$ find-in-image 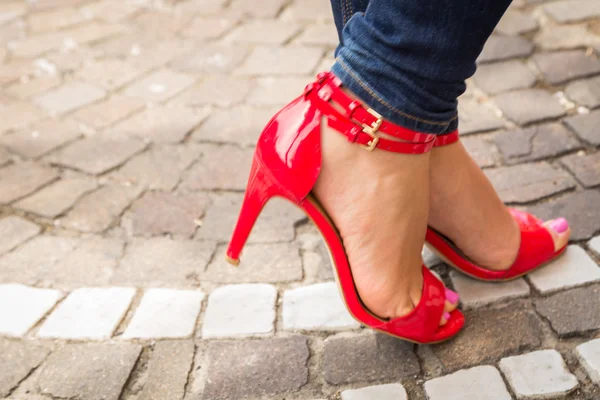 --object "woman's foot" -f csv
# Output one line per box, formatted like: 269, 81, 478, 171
313, 117, 458, 327
428, 141, 571, 271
